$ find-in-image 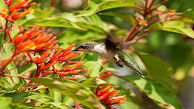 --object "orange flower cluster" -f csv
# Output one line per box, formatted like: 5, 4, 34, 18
28, 45, 86, 79
0, 0, 35, 22
100, 72, 113, 79
95, 86, 127, 109
13, 24, 58, 54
